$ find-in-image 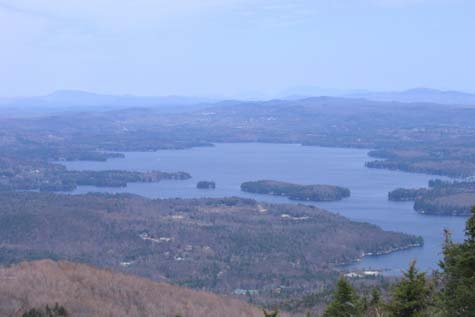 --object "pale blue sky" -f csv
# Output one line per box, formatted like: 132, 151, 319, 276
1, 0, 474, 97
